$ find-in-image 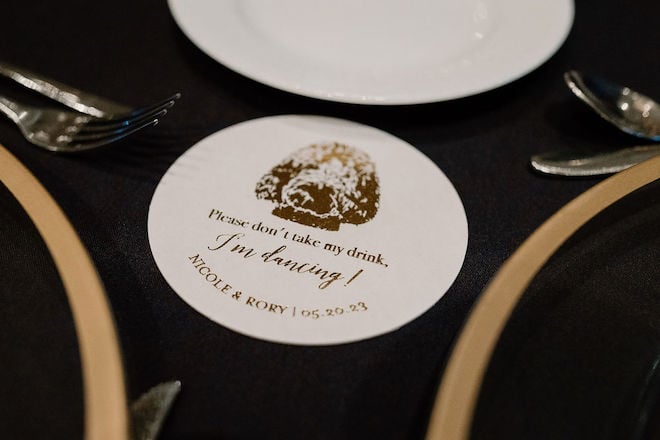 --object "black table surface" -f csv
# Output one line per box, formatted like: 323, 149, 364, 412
0, 1, 658, 439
